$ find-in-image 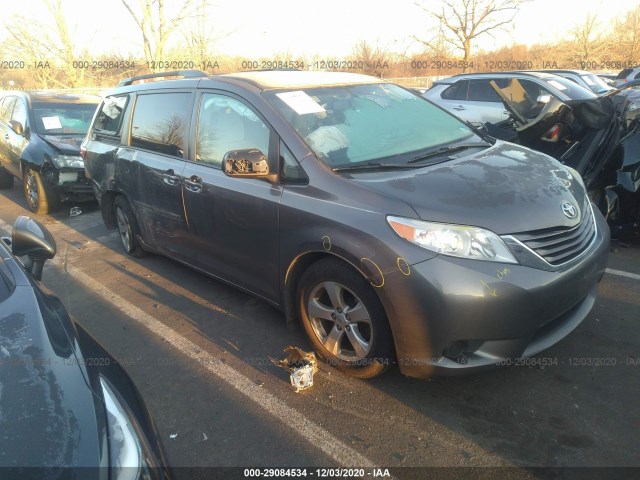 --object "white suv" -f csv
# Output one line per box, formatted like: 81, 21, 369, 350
423, 72, 597, 125
615, 67, 640, 86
